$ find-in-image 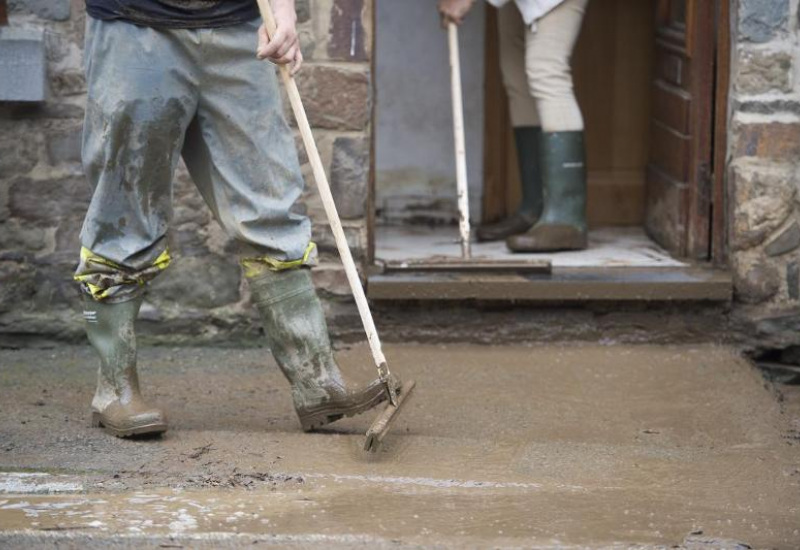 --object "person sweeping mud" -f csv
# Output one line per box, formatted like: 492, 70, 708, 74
439, 0, 590, 252
75, 0, 394, 438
